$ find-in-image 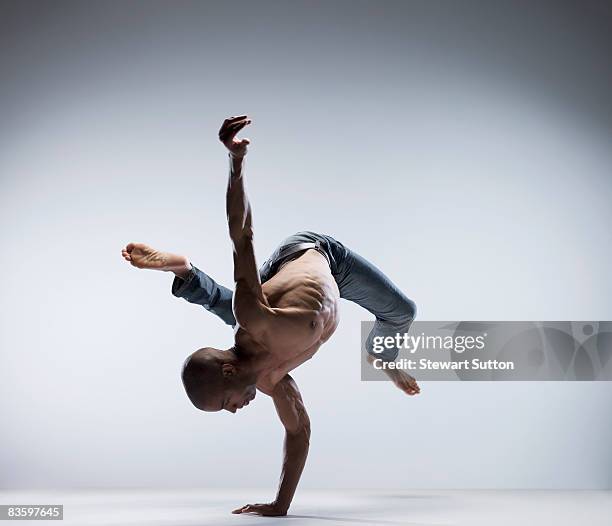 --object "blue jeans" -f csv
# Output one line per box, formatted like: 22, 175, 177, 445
172, 231, 416, 361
